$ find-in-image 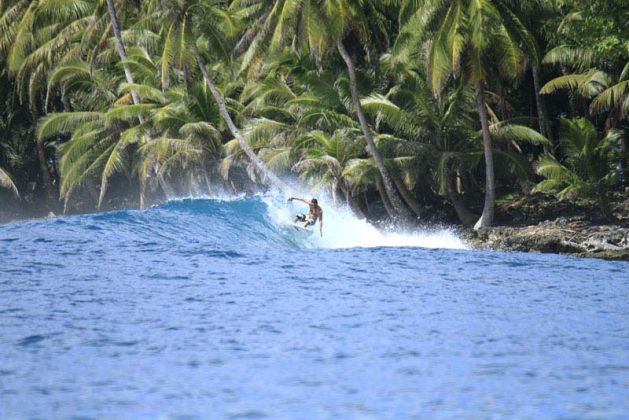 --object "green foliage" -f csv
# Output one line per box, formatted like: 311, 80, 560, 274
551, 0, 629, 66
533, 118, 621, 212
0, 0, 626, 222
